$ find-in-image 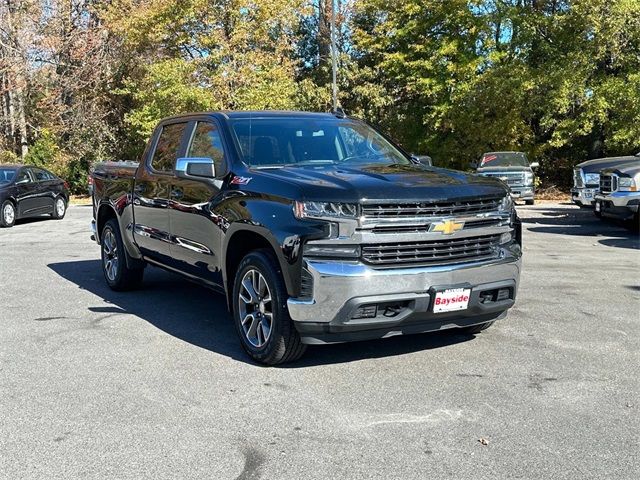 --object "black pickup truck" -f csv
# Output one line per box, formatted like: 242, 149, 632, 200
91, 111, 522, 364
